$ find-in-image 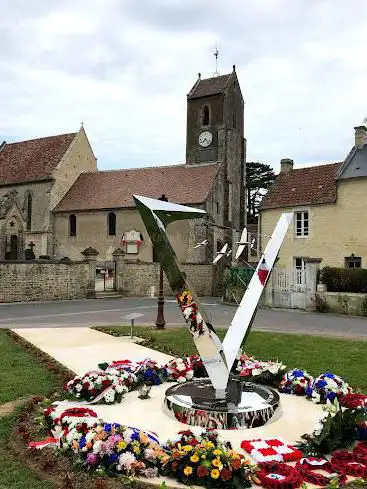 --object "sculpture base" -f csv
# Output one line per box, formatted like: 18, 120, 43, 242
164, 379, 281, 430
